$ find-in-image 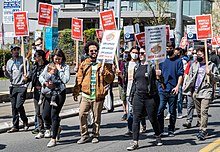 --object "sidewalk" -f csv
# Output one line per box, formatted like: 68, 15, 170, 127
0, 87, 122, 133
